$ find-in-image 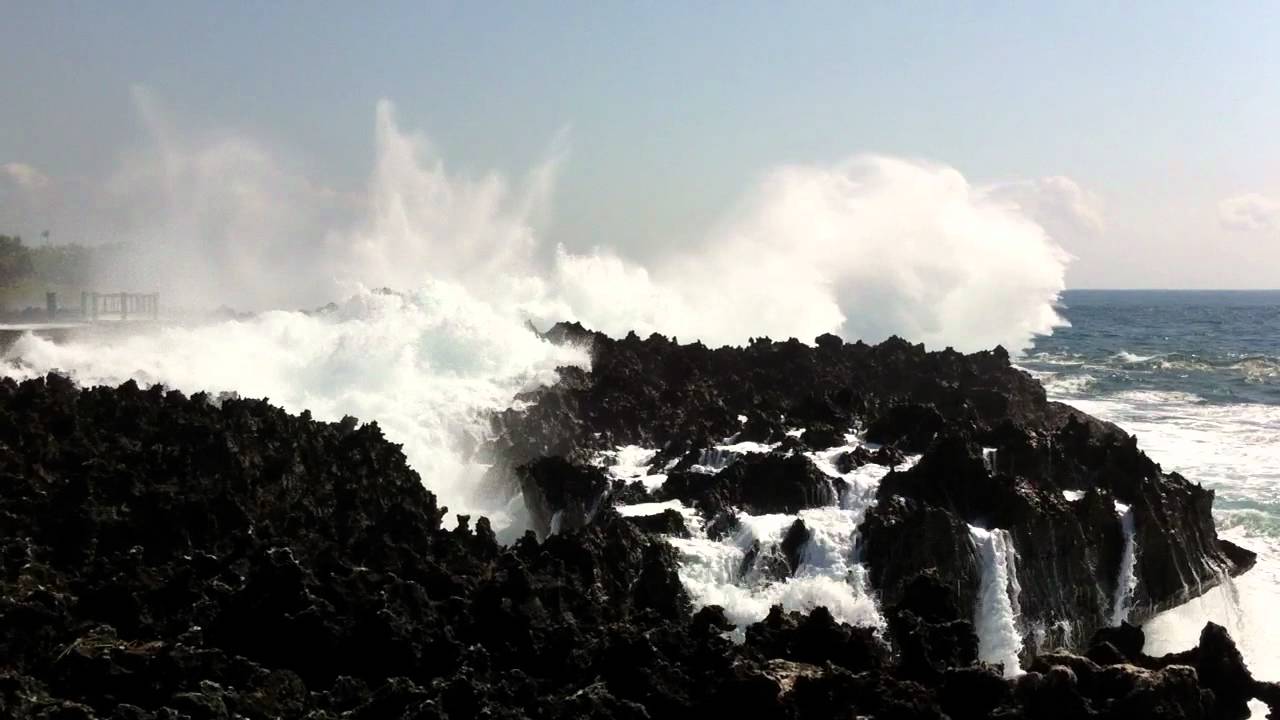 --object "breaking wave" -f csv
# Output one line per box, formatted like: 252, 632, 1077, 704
3, 96, 1078, 529
3, 284, 589, 533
